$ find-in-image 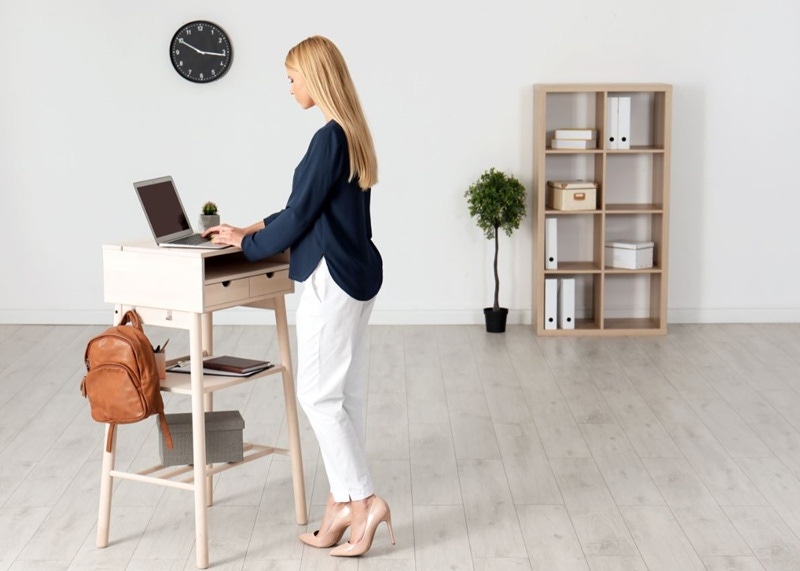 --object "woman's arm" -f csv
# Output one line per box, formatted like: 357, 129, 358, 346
243, 125, 345, 260
242, 220, 266, 235
201, 219, 265, 248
